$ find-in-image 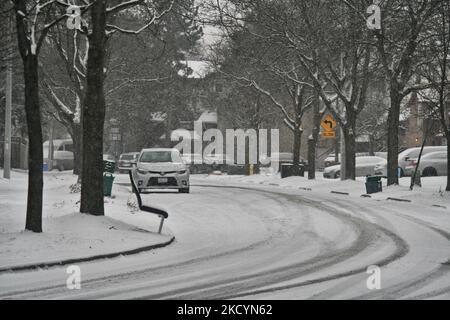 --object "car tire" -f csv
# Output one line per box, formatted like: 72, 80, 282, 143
422, 167, 437, 177
58, 163, 64, 171
179, 188, 190, 194
335, 171, 340, 179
